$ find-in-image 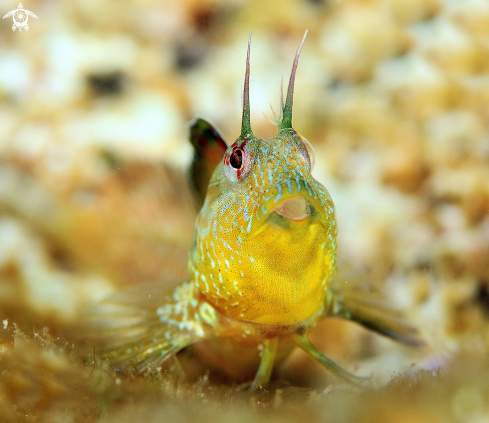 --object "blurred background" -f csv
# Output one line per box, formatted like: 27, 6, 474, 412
1, 0, 489, 421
